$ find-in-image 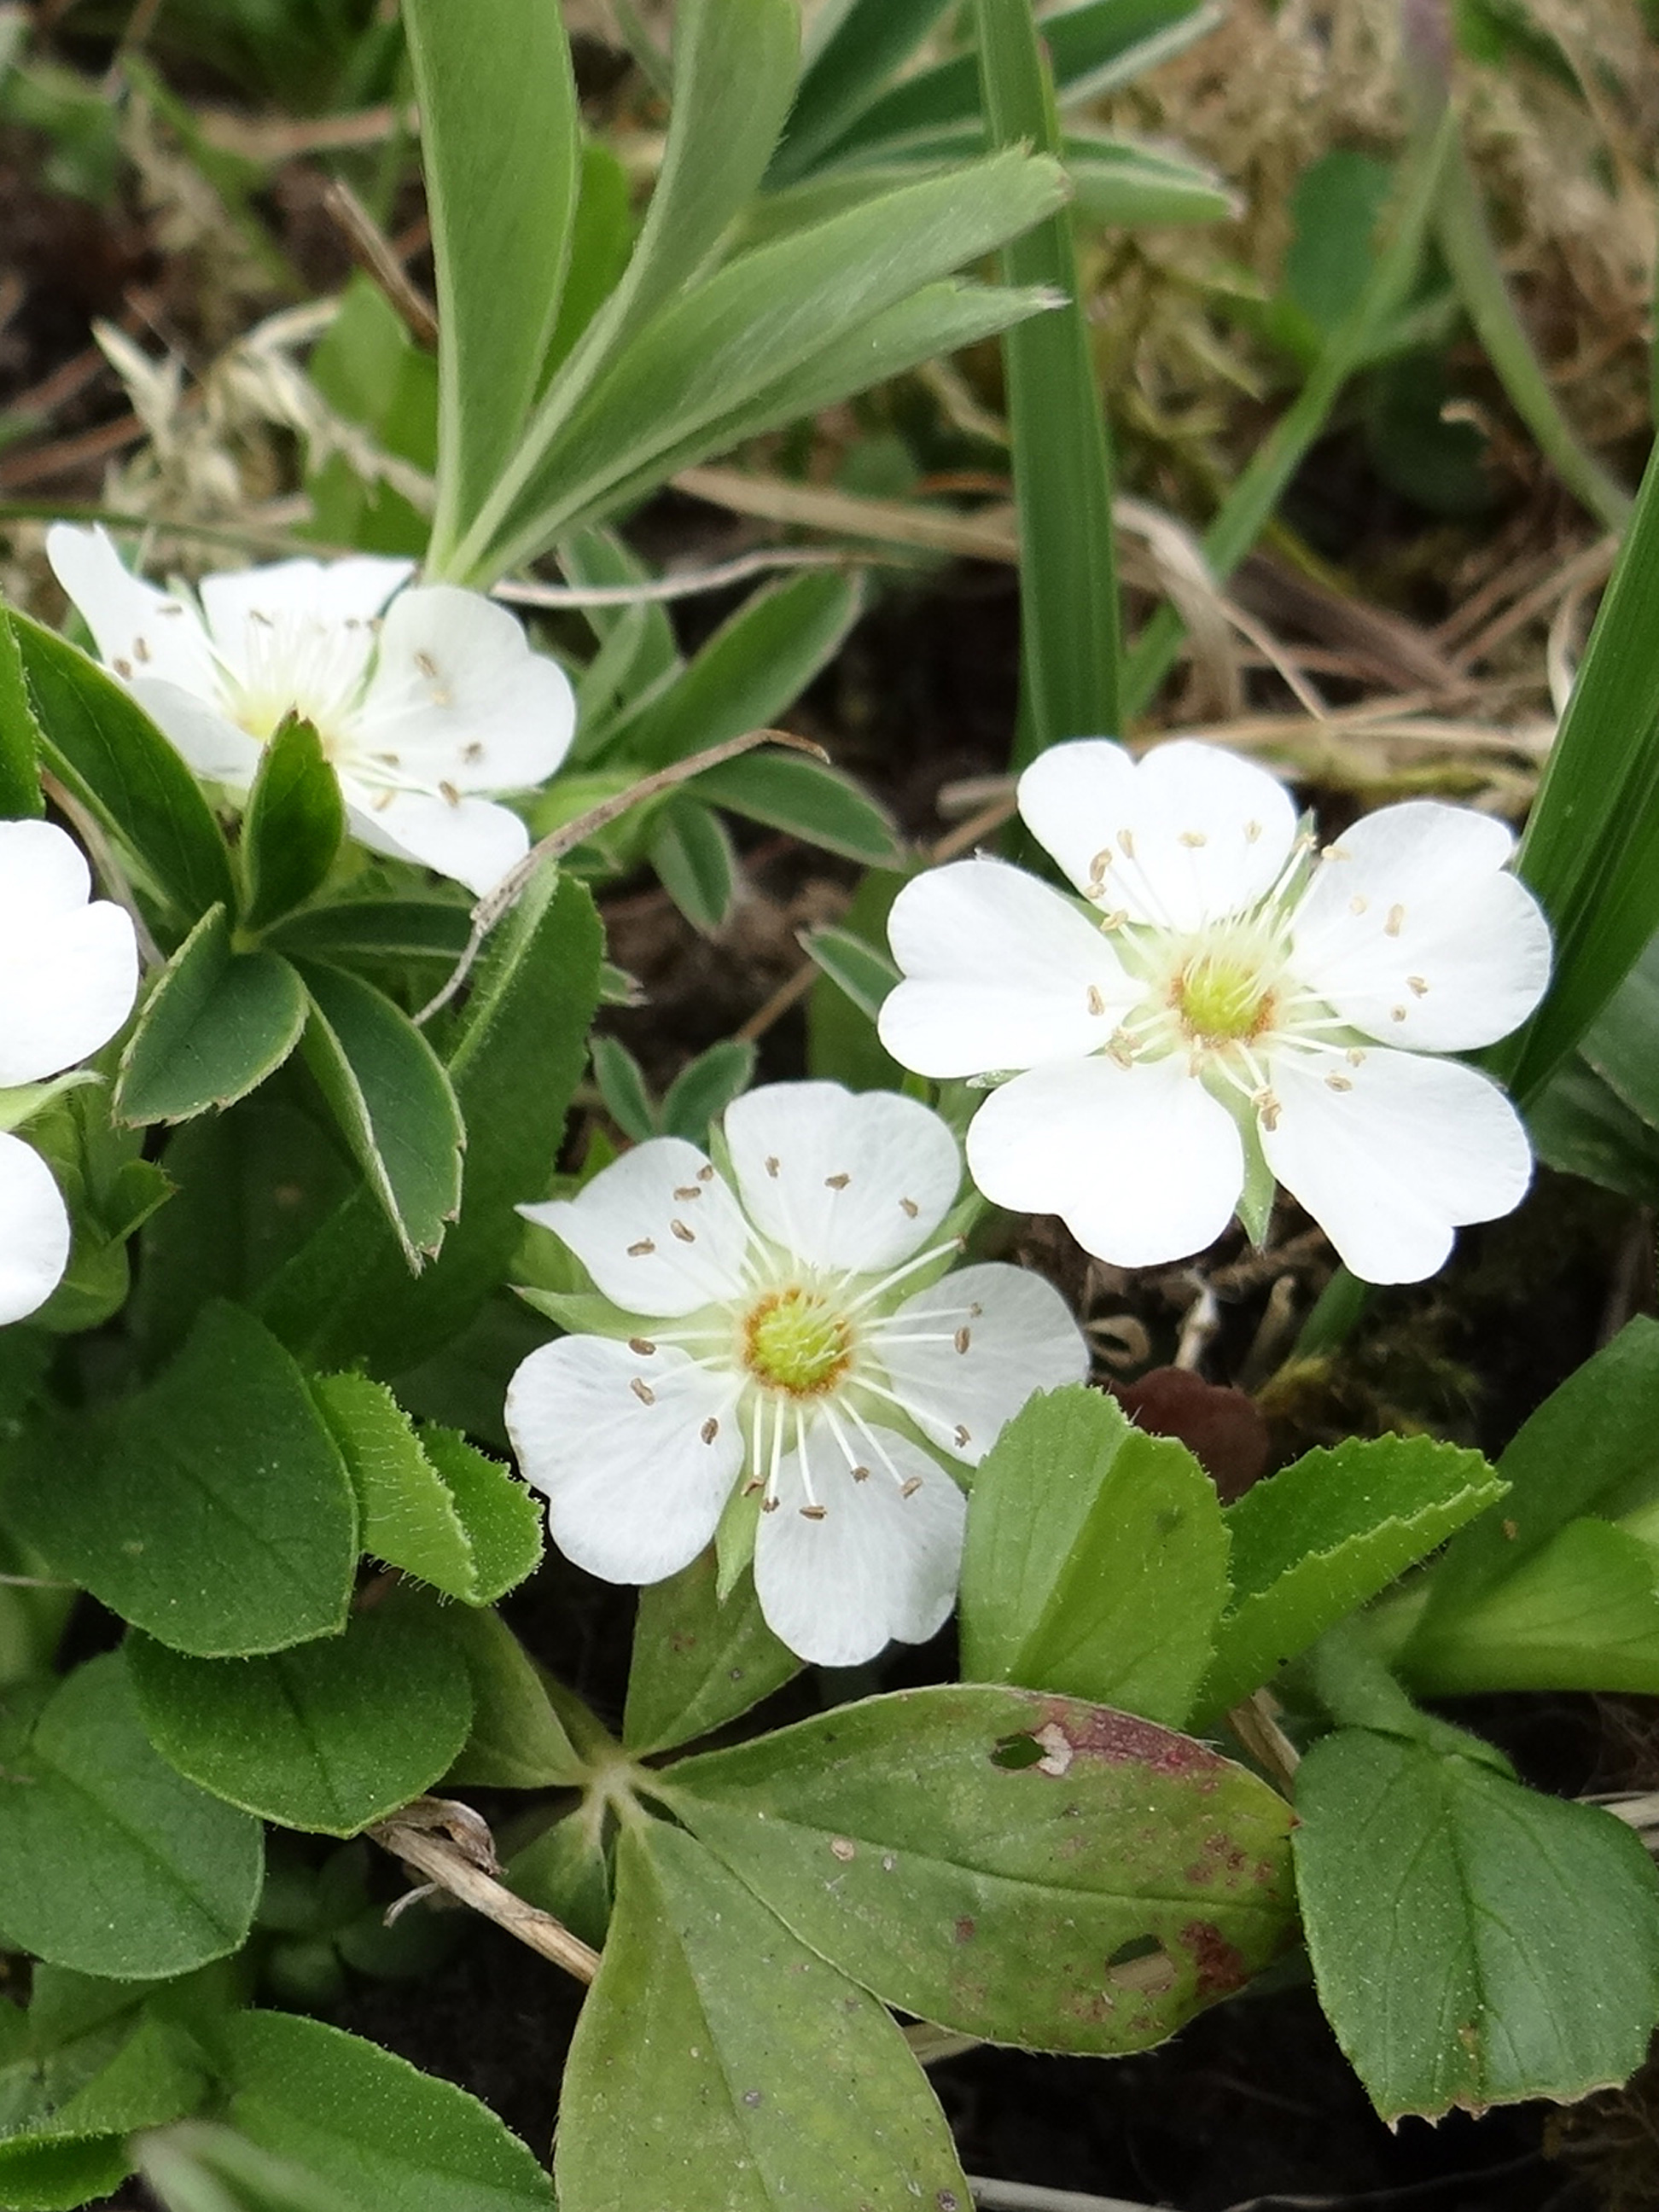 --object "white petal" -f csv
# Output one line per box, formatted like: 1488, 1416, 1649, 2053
966, 1054, 1243, 1269
0, 895, 137, 1086
871, 1260, 1089, 1465
341, 785, 530, 897
129, 678, 265, 788
1261, 1045, 1534, 1284
722, 1081, 961, 1272
1017, 738, 1299, 928
880, 858, 1132, 1078
1289, 800, 1551, 1051
0, 1134, 71, 1325
356, 586, 576, 792
197, 556, 410, 657
505, 1337, 742, 1584
754, 1422, 965, 1666
0, 819, 90, 928
46, 525, 218, 697
519, 1137, 751, 1318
